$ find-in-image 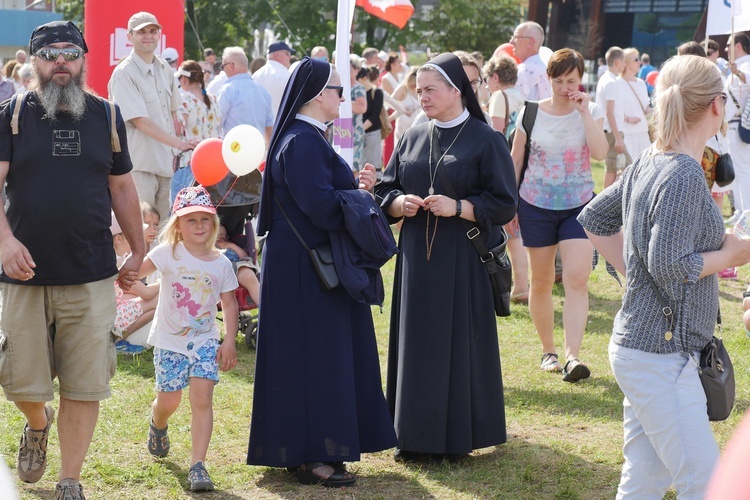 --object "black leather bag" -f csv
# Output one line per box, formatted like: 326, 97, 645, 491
634, 245, 735, 421
715, 153, 735, 188
486, 236, 512, 317
309, 243, 340, 290
699, 336, 735, 421
275, 196, 341, 290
